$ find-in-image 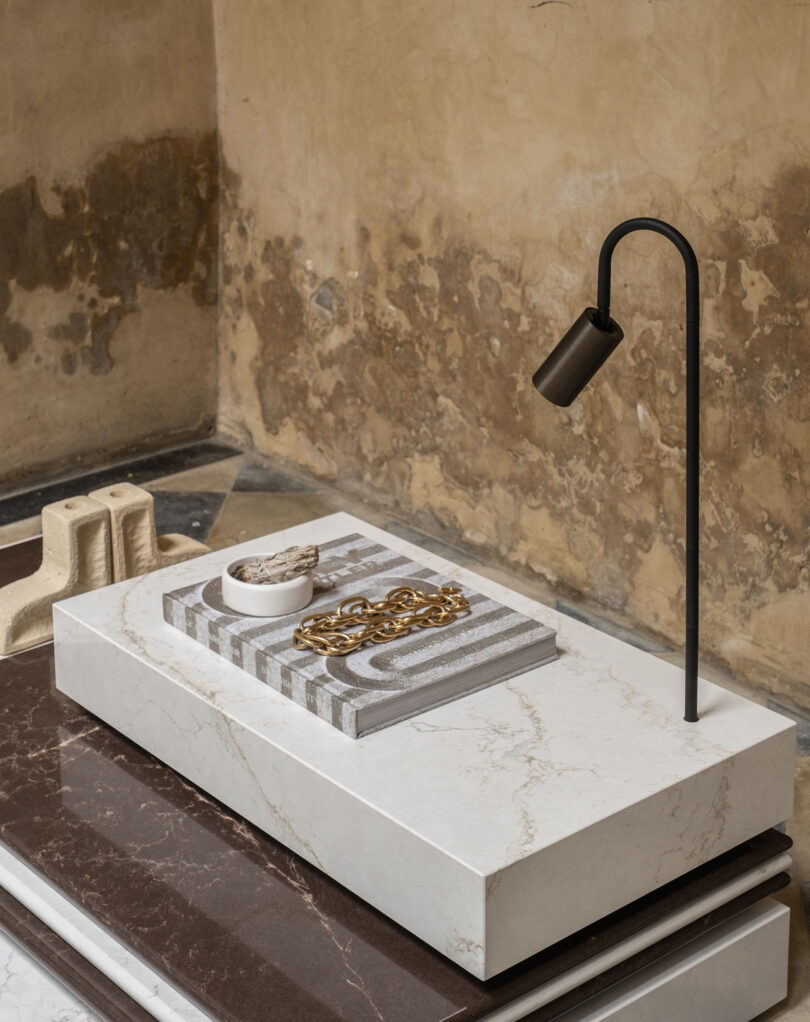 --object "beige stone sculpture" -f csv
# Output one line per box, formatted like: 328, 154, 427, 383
88, 483, 209, 581
0, 496, 113, 655
0, 483, 209, 655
